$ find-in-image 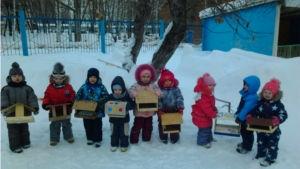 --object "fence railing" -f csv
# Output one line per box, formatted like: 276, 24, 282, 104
277, 44, 300, 58
1, 10, 201, 56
